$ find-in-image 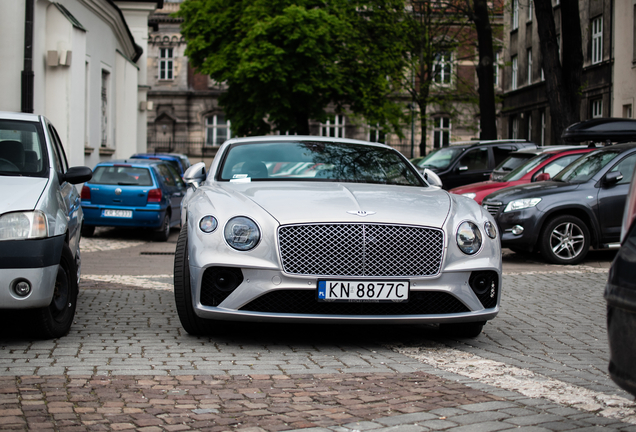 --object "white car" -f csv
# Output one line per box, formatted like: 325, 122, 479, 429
175, 136, 501, 337
0, 112, 92, 338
